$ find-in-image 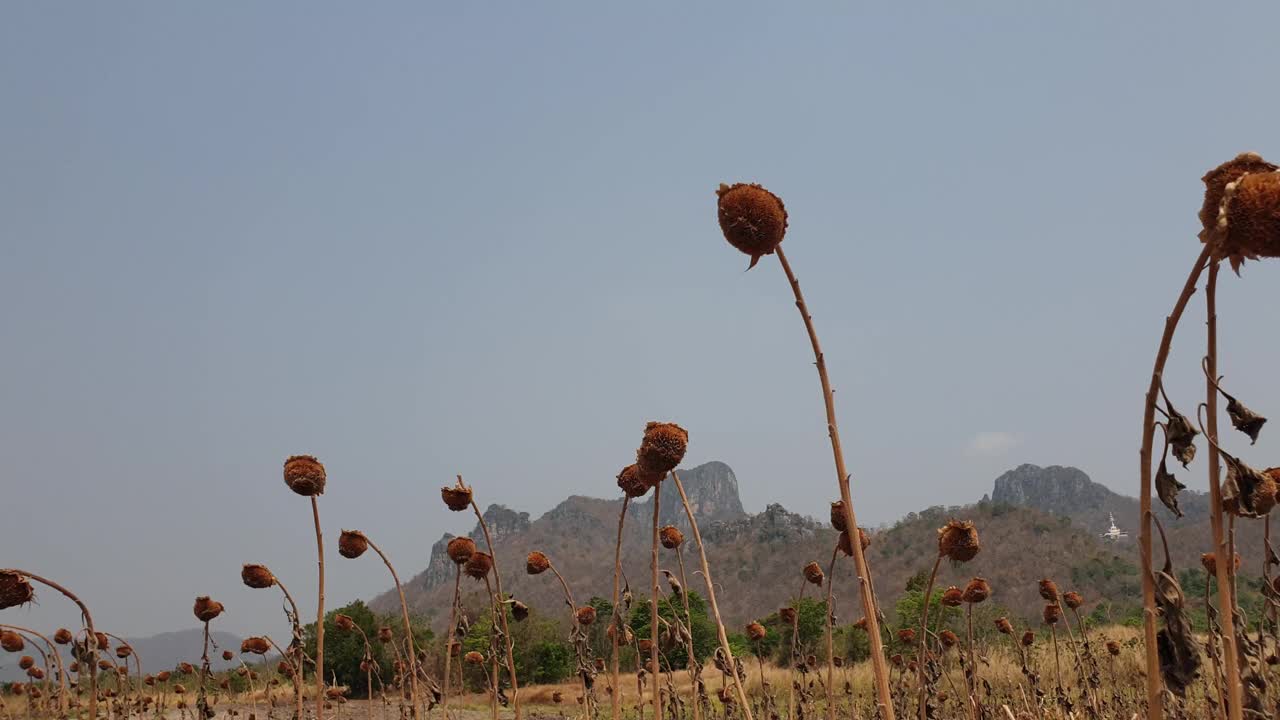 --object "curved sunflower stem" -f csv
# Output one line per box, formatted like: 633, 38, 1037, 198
102, 632, 142, 710
1, 570, 98, 720
364, 536, 421, 719
669, 471, 754, 720
12, 628, 53, 715
1, 624, 69, 717
773, 246, 895, 720
546, 561, 591, 720
1137, 244, 1213, 720
271, 576, 306, 720
463, 476, 521, 720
